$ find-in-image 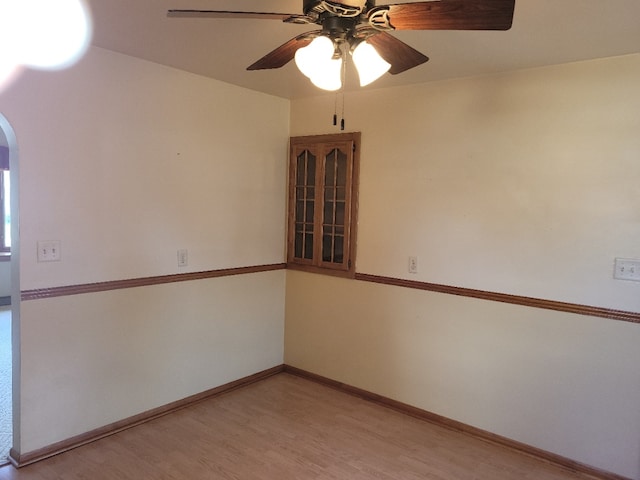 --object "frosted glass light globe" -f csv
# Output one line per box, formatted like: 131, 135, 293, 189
352, 41, 391, 87
310, 57, 343, 91
295, 36, 335, 79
